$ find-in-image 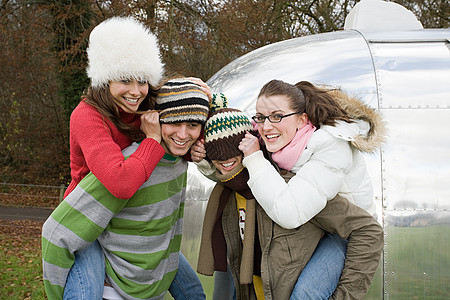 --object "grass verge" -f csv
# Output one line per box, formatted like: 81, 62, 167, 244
0, 220, 46, 299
